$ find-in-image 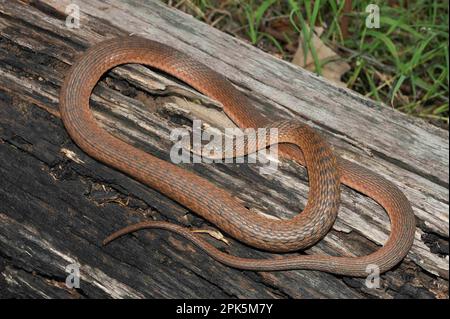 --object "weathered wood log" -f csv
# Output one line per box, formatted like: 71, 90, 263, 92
0, 0, 448, 298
